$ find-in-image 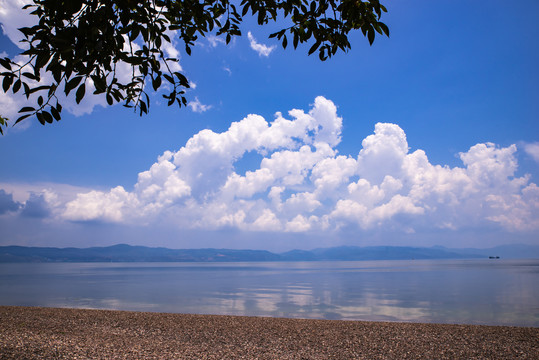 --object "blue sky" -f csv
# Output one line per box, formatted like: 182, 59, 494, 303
0, 0, 538, 251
